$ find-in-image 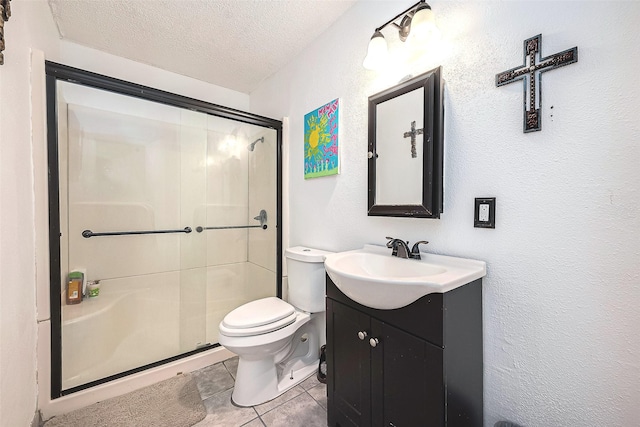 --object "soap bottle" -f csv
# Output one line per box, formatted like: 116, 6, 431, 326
67, 271, 84, 305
